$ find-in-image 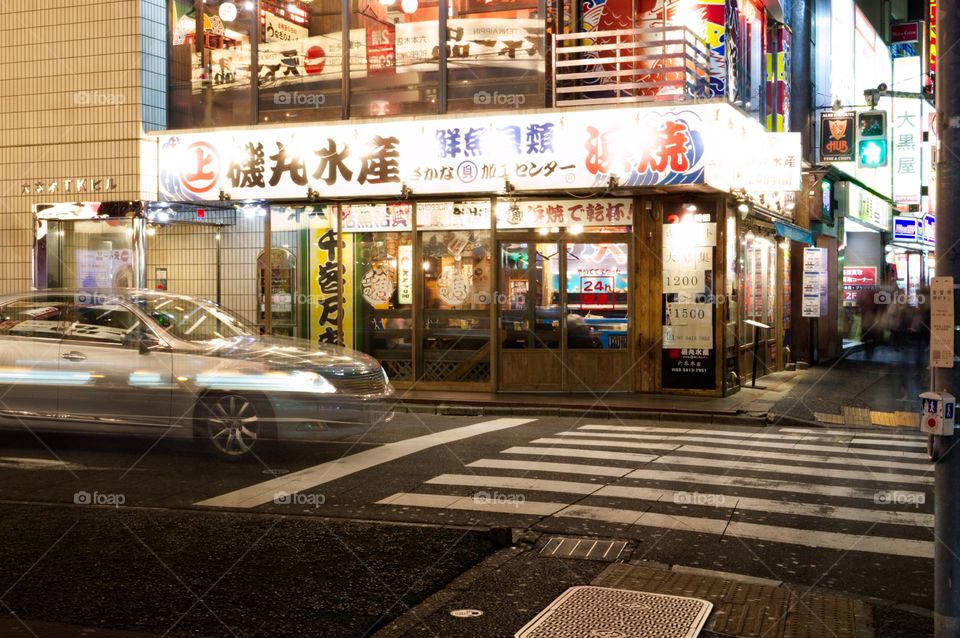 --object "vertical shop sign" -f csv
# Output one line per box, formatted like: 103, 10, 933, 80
892, 56, 923, 208
397, 244, 414, 304
801, 247, 827, 317
930, 276, 953, 368
366, 25, 395, 74
661, 211, 716, 390
314, 228, 342, 345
